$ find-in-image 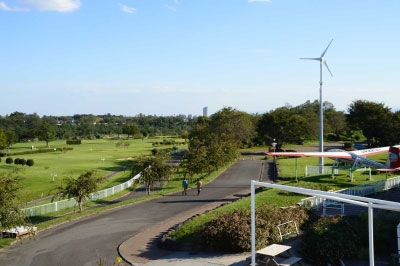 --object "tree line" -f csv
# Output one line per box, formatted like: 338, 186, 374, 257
0, 113, 196, 149
1, 99, 399, 150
